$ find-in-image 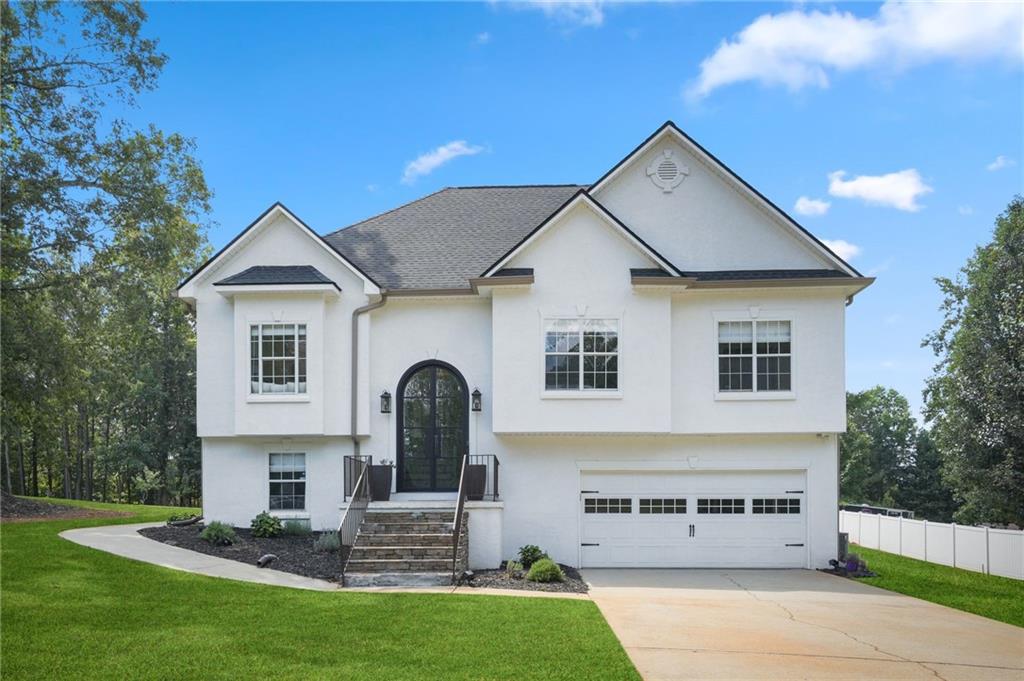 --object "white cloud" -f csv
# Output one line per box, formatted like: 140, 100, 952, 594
516, 1, 605, 28
987, 155, 1017, 171
828, 169, 933, 212
475, 31, 492, 45
822, 239, 861, 261
958, 204, 973, 216
688, 1, 1023, 99
366, 184, 378, 193
401, 141, 484, 185
794, 196, 831, 216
